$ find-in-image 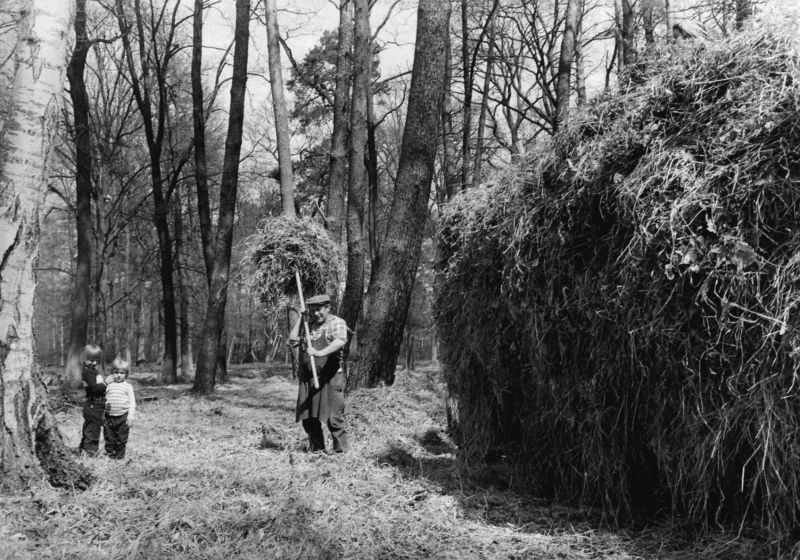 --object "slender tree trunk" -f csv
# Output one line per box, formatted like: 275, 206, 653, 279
621, 0, 635, 67
0, 0, 92, 491
124, 227, 135, 364
575, 3, 586, 107
350, 0, 449, 387
471, 11, 495, 190
460, 0, 472, 192
174, 192, 194, 379
554, 0, 581, 132
92, 182, 108, 350
665, 0, 671, 41
115, 0, 178, 382
441, 31, 460, 203
265, 0, 296, 217
65, 0, 93, 388
642, 0, 655, 46
339, 0, 370, 332
366, 41, 380, 267
193, 0, 250, 394
136, 281, 151, 364
190, 0, 227, 381
327, 0, 354, 250
192, 0, 214, 280
614, 0, 624, 71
